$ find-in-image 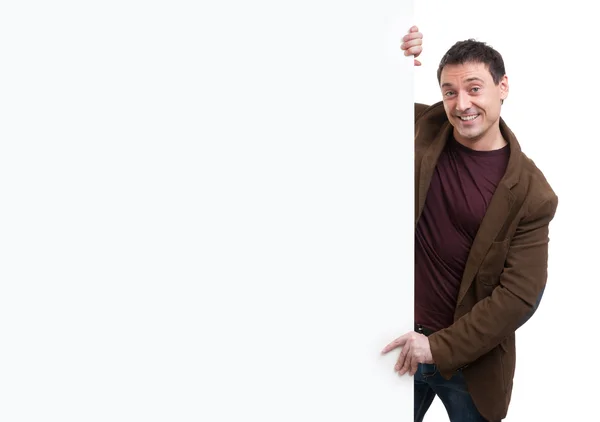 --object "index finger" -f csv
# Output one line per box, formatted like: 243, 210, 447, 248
381, 333, 409, 354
